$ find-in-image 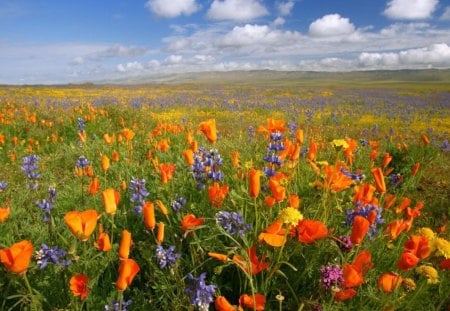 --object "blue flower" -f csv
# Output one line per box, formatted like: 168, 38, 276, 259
35, 243, 71, 269
0, 181, 7, 191
75, 156, 90, 168
154, 245, 180, 269
104, 299, 132, 311
340, 168, 365, 182
215, 211, 251, 238
21, 155, 40, 189
186, 273, 216, 311
129, 178, 149, 213
170, 196, 186, 212
77, 117, 85, 133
